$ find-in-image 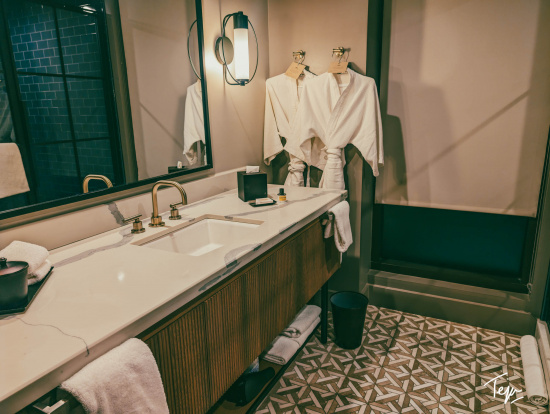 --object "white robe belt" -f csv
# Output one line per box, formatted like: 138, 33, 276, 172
284, 154, 306, 187
320, 149, 346, 190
